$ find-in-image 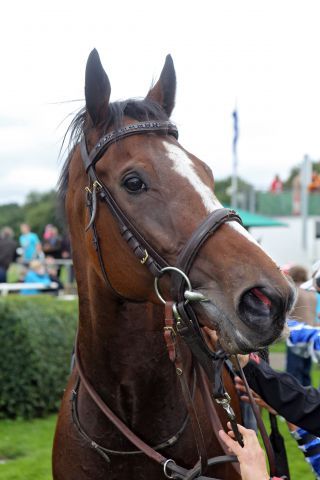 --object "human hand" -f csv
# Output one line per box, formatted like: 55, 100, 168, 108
202, 326, 219, 350
202, 327, 250, 369
219, 423, 269, 480
234, 376, 278, 415
231, 353, 250, 370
